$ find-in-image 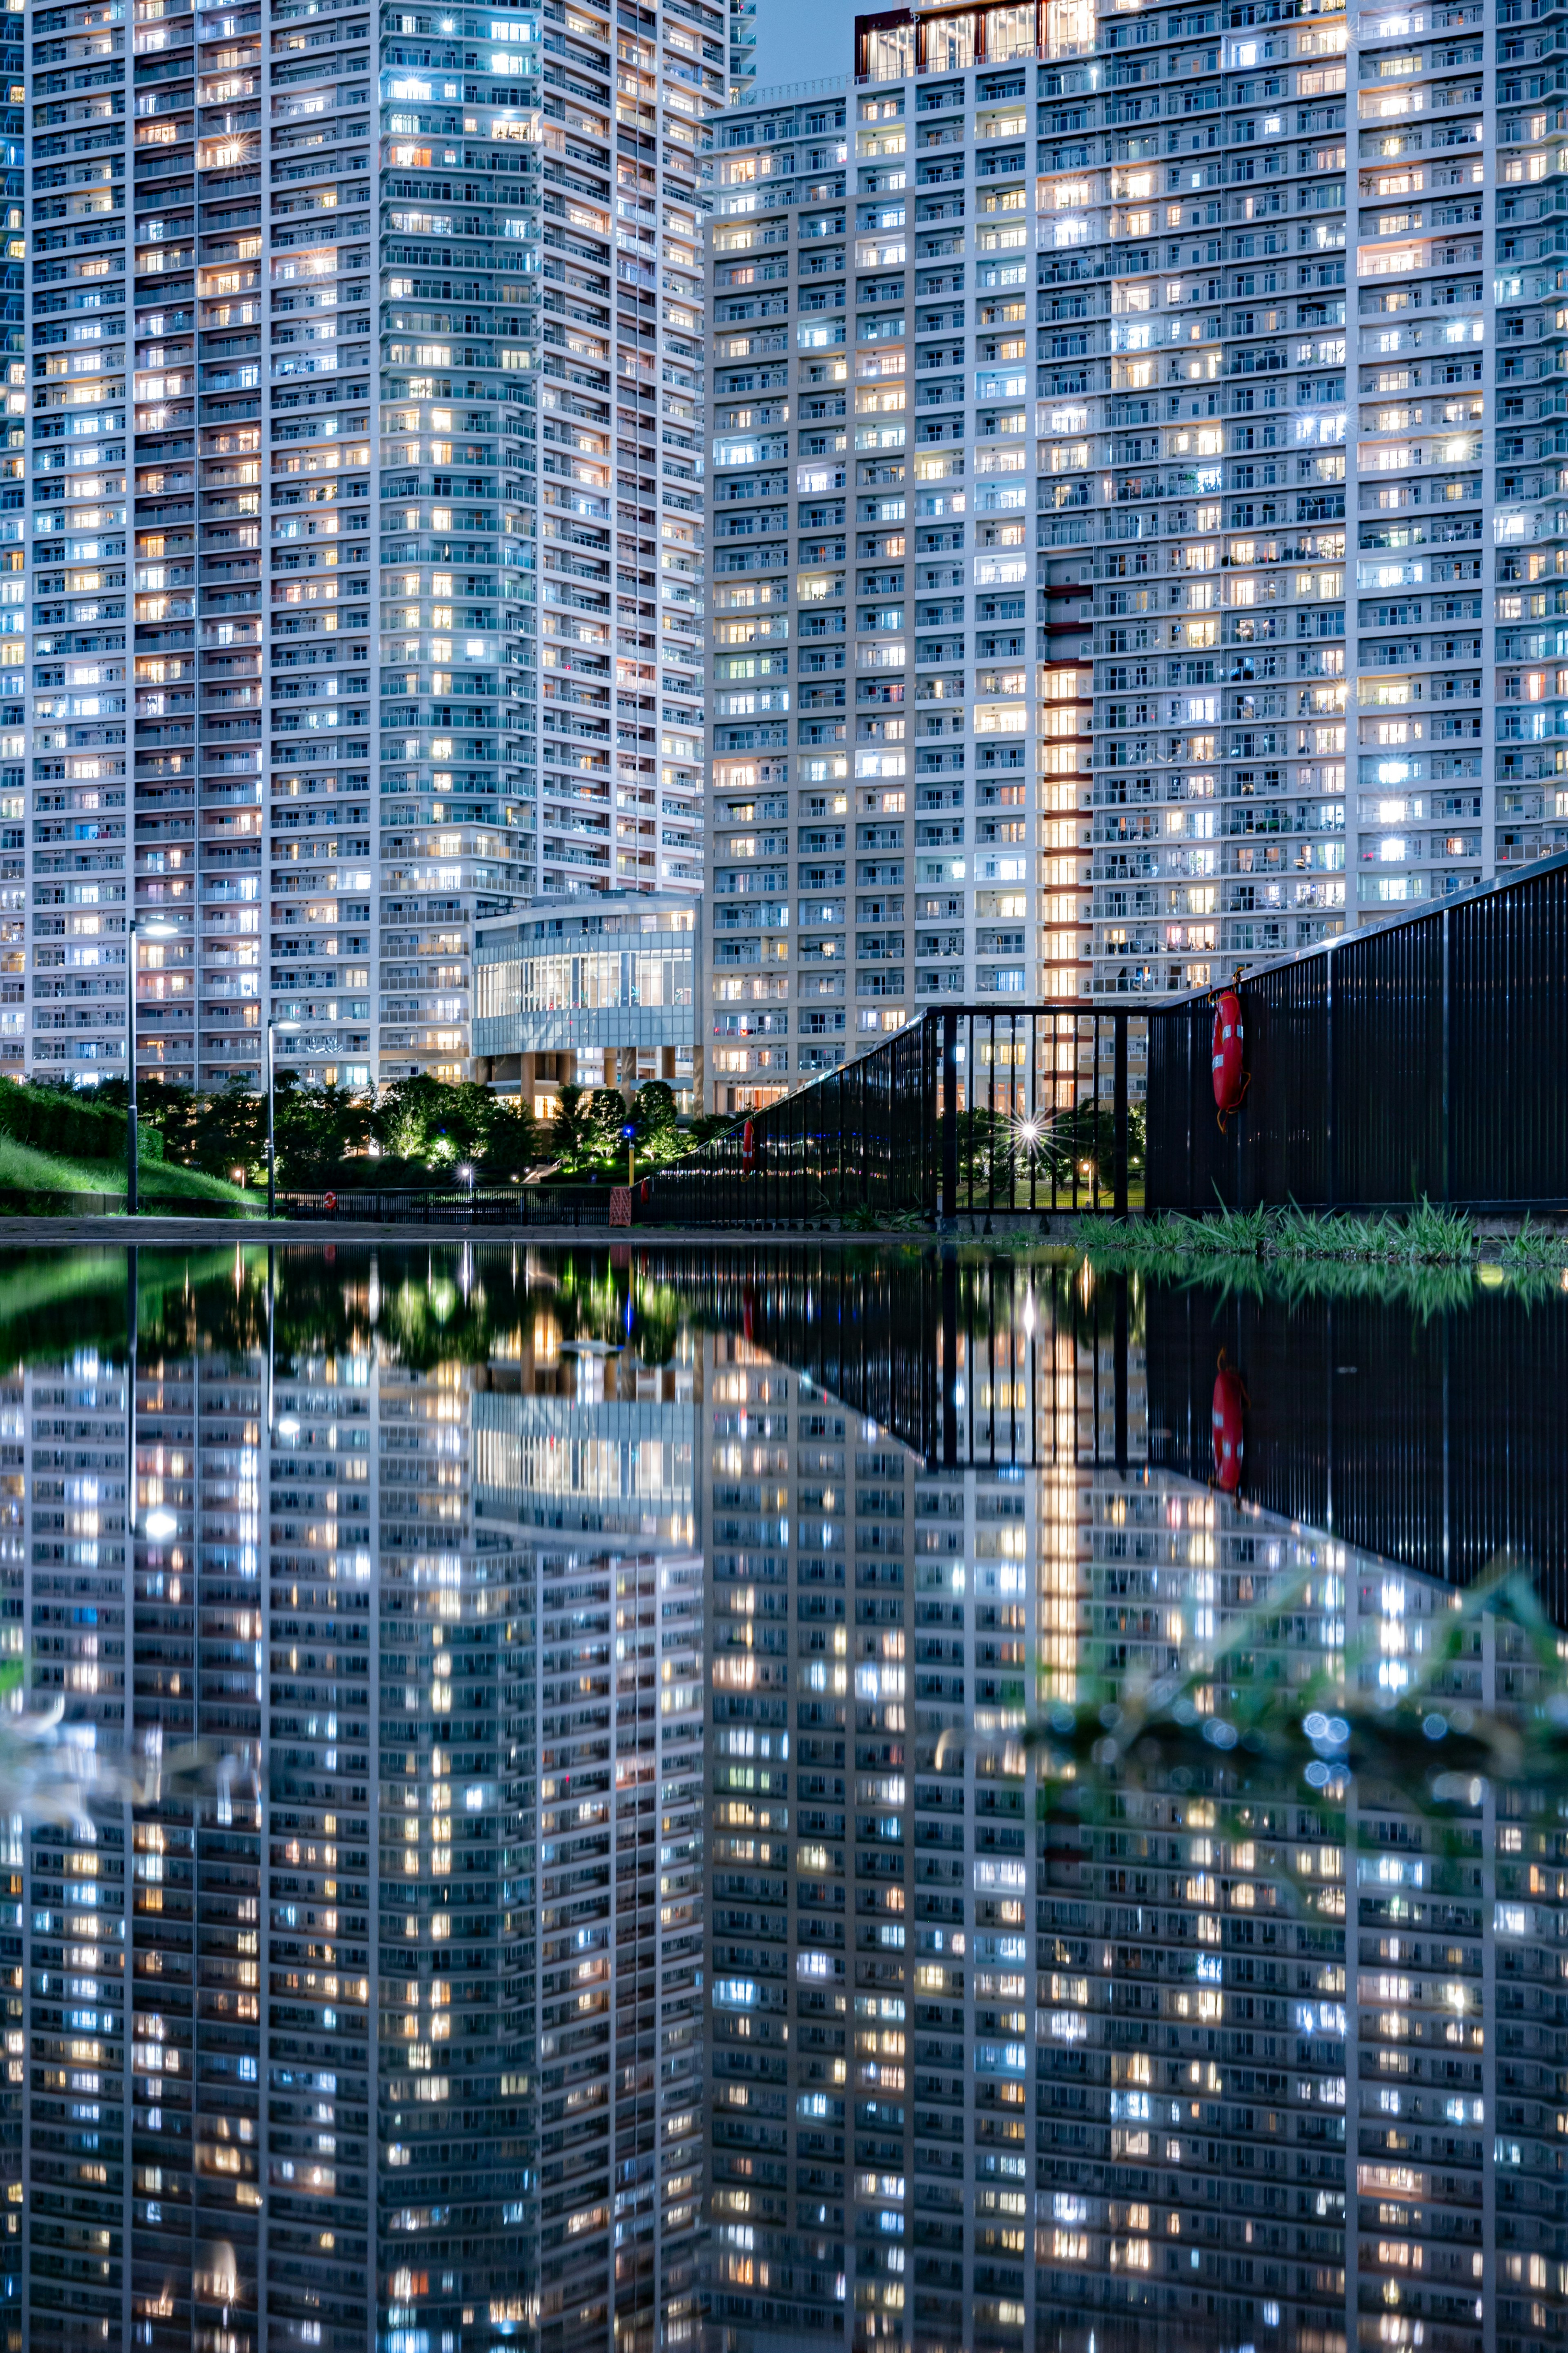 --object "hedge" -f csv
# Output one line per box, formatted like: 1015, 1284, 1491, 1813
0, 1083, 164, 1163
